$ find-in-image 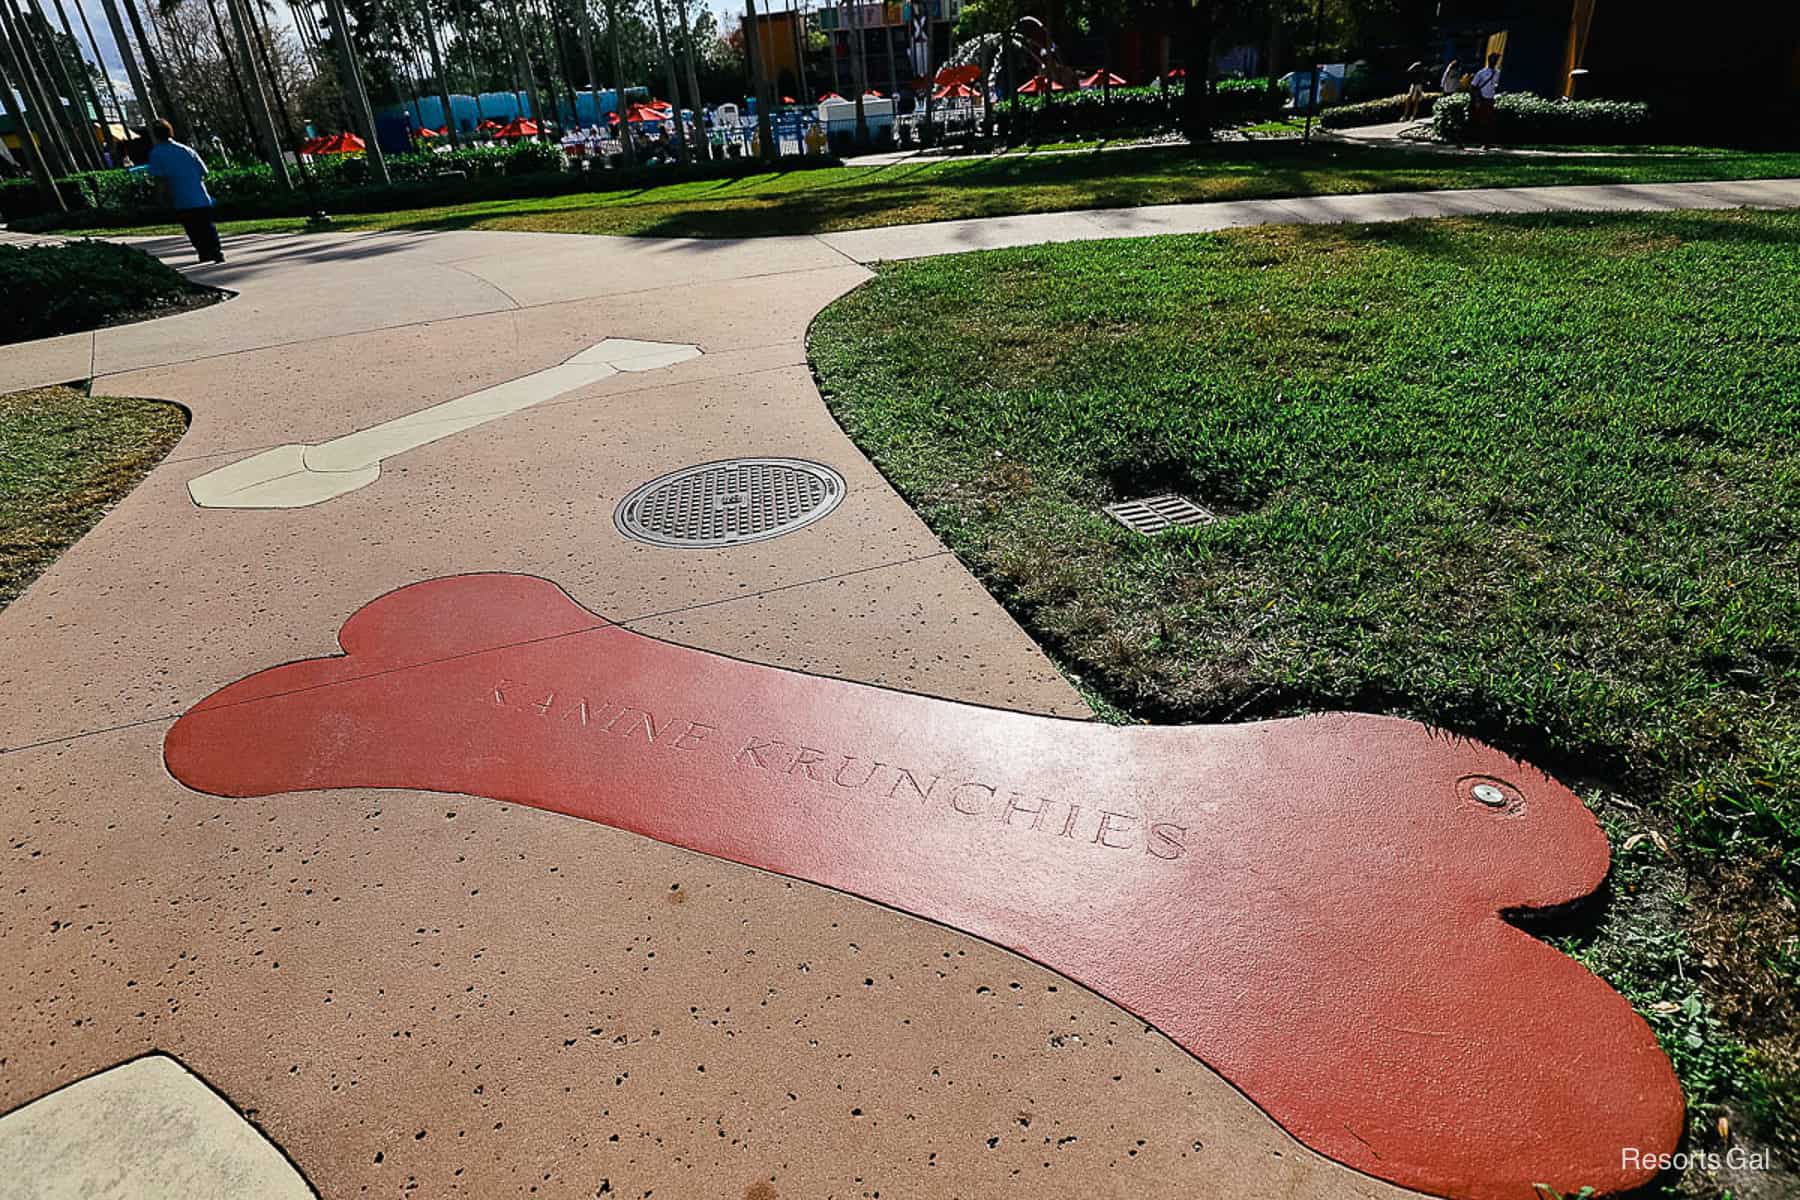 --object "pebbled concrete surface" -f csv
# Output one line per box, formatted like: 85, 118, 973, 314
6, 179, 1796, 1197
